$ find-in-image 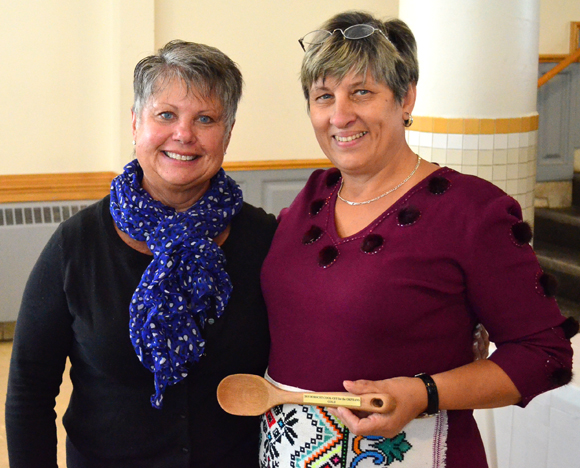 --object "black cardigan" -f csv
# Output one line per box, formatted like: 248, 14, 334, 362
6, 196, 277, 467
